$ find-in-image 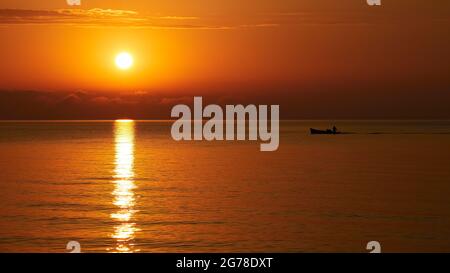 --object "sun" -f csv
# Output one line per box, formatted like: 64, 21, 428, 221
115, 52, 133, 70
